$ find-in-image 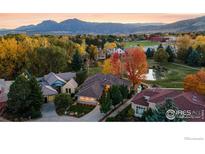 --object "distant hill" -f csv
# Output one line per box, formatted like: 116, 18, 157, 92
1, 16, 205, 35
